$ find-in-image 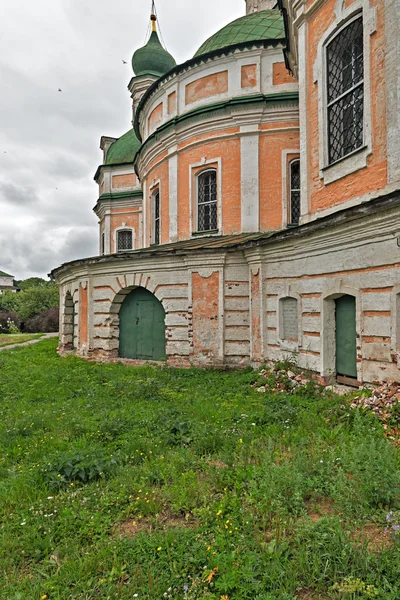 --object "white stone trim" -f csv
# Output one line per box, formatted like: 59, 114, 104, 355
149, 180, 161, 245
114, 225, 136, 253
386, 0, 400, 184
315, 2, 376, 184
298, 21, 309, 220
392, 284, 400, 369
168, 152, 178, 242
104, 210, 111, 254
277, 286, 303, 352
321, 283, 362, 382
281, 149, 301, 227
240, 126, 260, 232
189, 158, 222, 235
